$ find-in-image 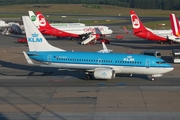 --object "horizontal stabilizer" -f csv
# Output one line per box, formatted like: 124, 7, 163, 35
23, 51, 35, 65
